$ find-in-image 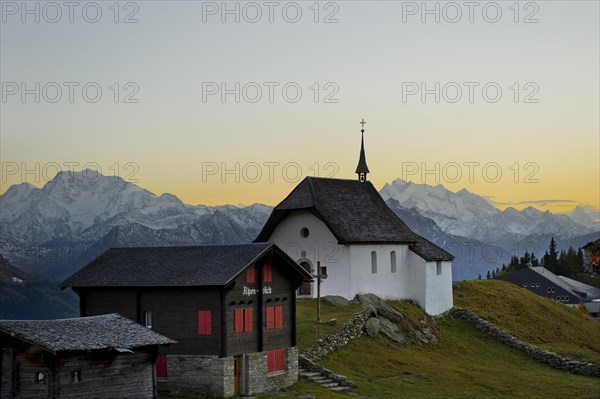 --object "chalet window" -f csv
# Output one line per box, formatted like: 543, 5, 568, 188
390, 251, 397, 273
35, 372, 45, 383
246, 264, 256, 284
143, 310, 153, 329
156, 355, 168, 380
565, 296, 569, 301
198, 310, 212, 335
551, 287, 556, 293
523, 283, 528, 287
266, 305, 283, 330
536, 283, 540, 287
371, 251, 377, 274
263, 262, 273, 283
267, 348, 285, 372
436, 261, 442, 275
235, 308, 253, 333
71, 370, 81, 383
547, 287, 551, 293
